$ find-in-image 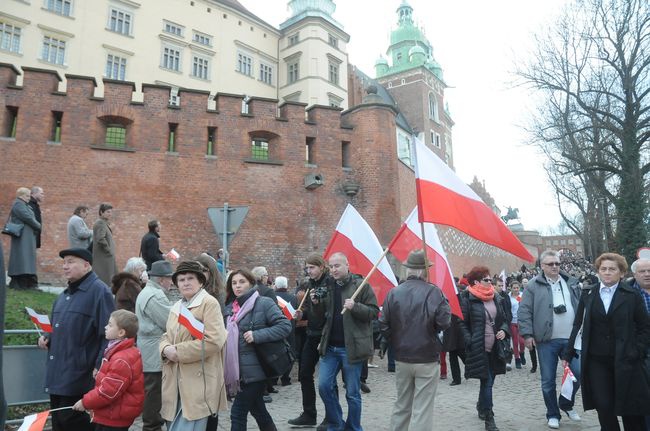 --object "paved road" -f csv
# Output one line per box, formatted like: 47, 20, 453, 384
132, 355, 602, 431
